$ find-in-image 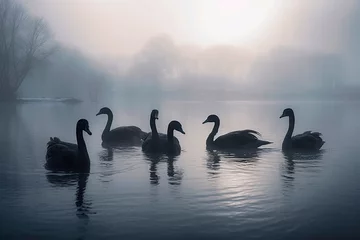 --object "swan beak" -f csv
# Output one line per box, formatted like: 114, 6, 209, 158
280, 113, 285, 118
179, 128, 185, 134
85, 128, 92, 135
96, 112, 101, 116
202, 120, 208, 124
